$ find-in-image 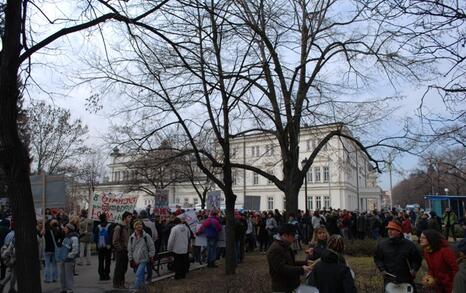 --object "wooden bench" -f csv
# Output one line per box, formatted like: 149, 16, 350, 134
153, 251, 174, 276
